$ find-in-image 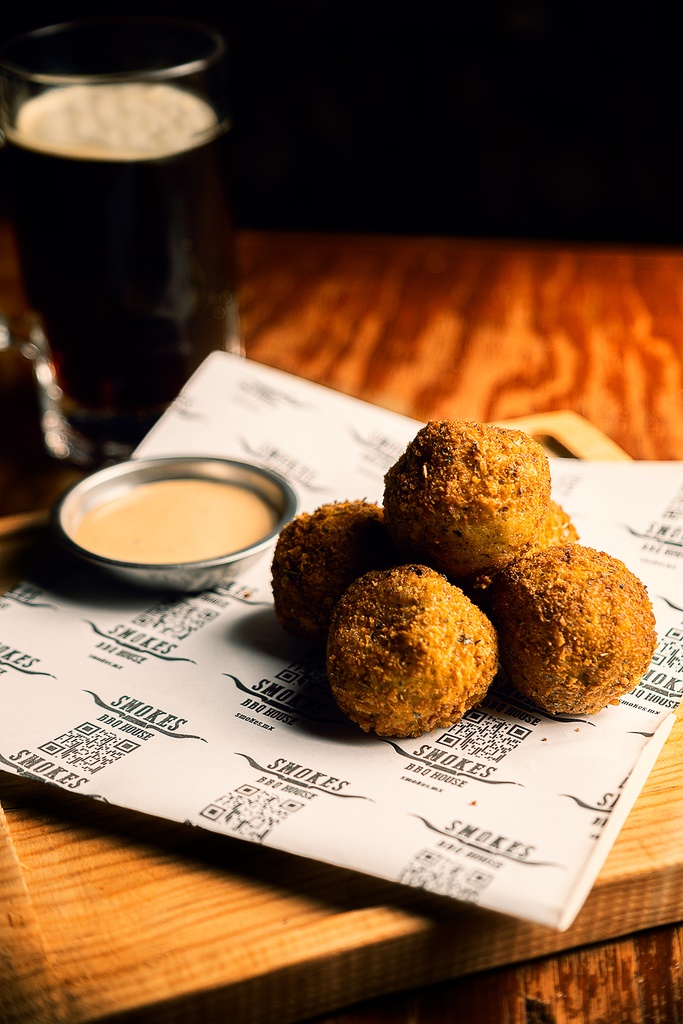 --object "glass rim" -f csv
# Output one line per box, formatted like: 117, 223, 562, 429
0, 16, 227, 86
